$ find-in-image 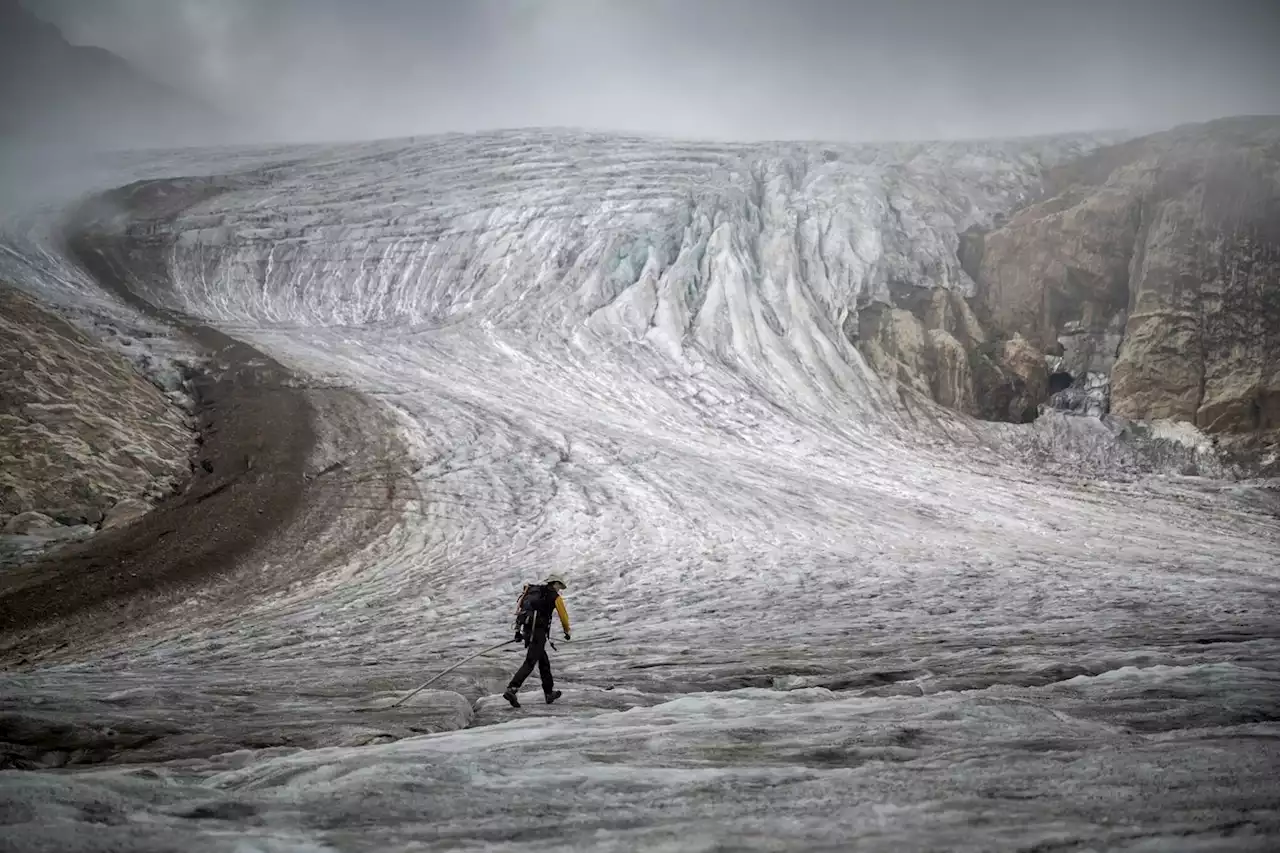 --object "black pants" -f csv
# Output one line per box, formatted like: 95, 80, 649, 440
508, 636, 553, 694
